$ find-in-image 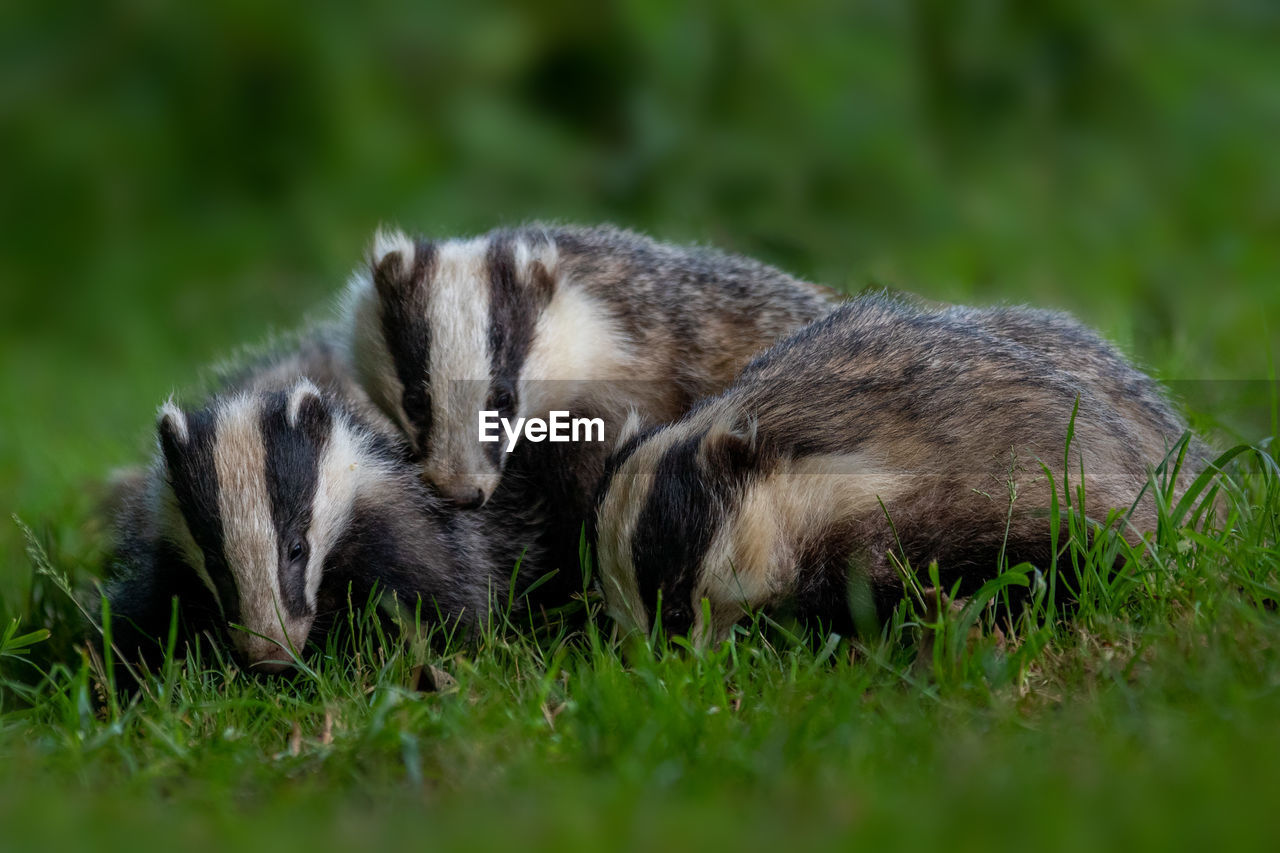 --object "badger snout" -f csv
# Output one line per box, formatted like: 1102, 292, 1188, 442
425, 466, 499, 509
234, 619, 310, 675
435, 479, 489, 509
238, 638, 295, 674
248, 656, 294, 675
